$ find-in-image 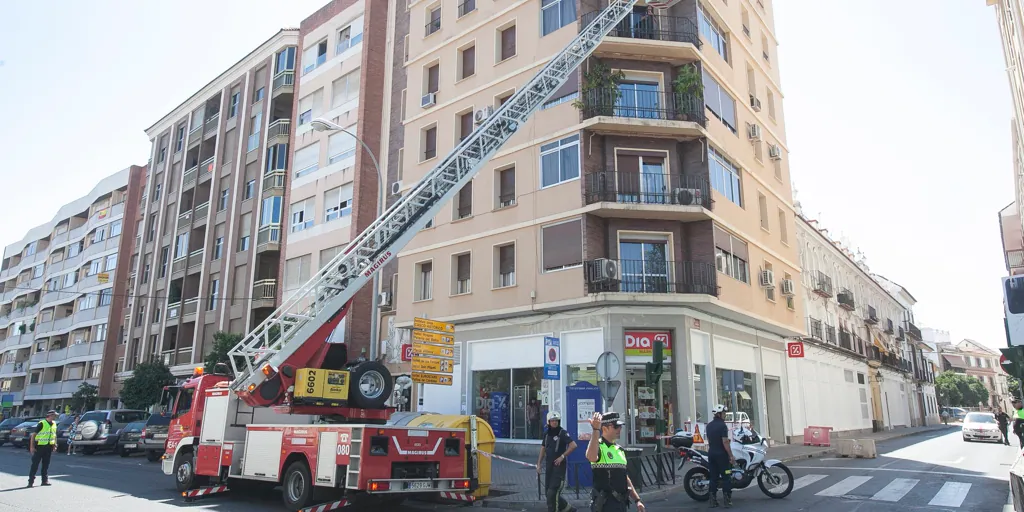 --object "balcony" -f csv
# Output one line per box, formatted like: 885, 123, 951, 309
256, 224, 281, 253
67, 340, 104, 359
193, 201, 210, 223
183, 165, 199, 188
272, 72, 294, 97
162, 348, 193, 367
583, 172, 712, 217
263, 171, 286, 194
0, 361, 26, 376
171, 256, 188, 275
582, 11, 701, 65
167, 301, 181, 320
907, 322, 922, 341
885, 318, 895, 334
177, 208, 192, 230
204, 113, 220, 134
839, 329, 852, 351
813, 272, 833, 297
583, 259, 718, 296
579, 88, 706, 137
187, 249, 204, 271
252, 279, 277, 309
865, 306, 879, 324
198, 157, 216, 183
1009, 249, 1024, 272
837, 289, 855, 311
824, 324, 837, 345
182, 297, 200, 318
267, 119, 291, 146
808, 318, 823, 341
